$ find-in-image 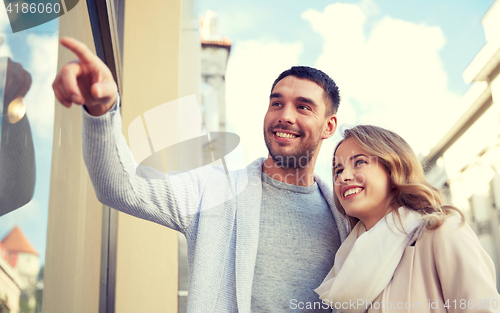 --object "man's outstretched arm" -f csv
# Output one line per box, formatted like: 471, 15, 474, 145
52, 37, 194, 230
81, 96, 210, 233
52, 37, 234, 233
